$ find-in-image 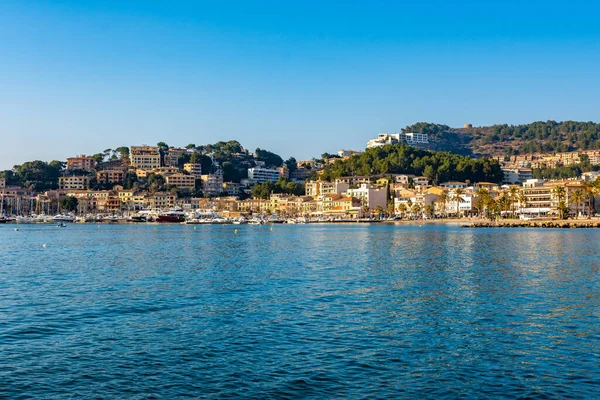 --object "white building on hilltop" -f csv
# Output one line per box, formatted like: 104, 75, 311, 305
366, 132, 429, 149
